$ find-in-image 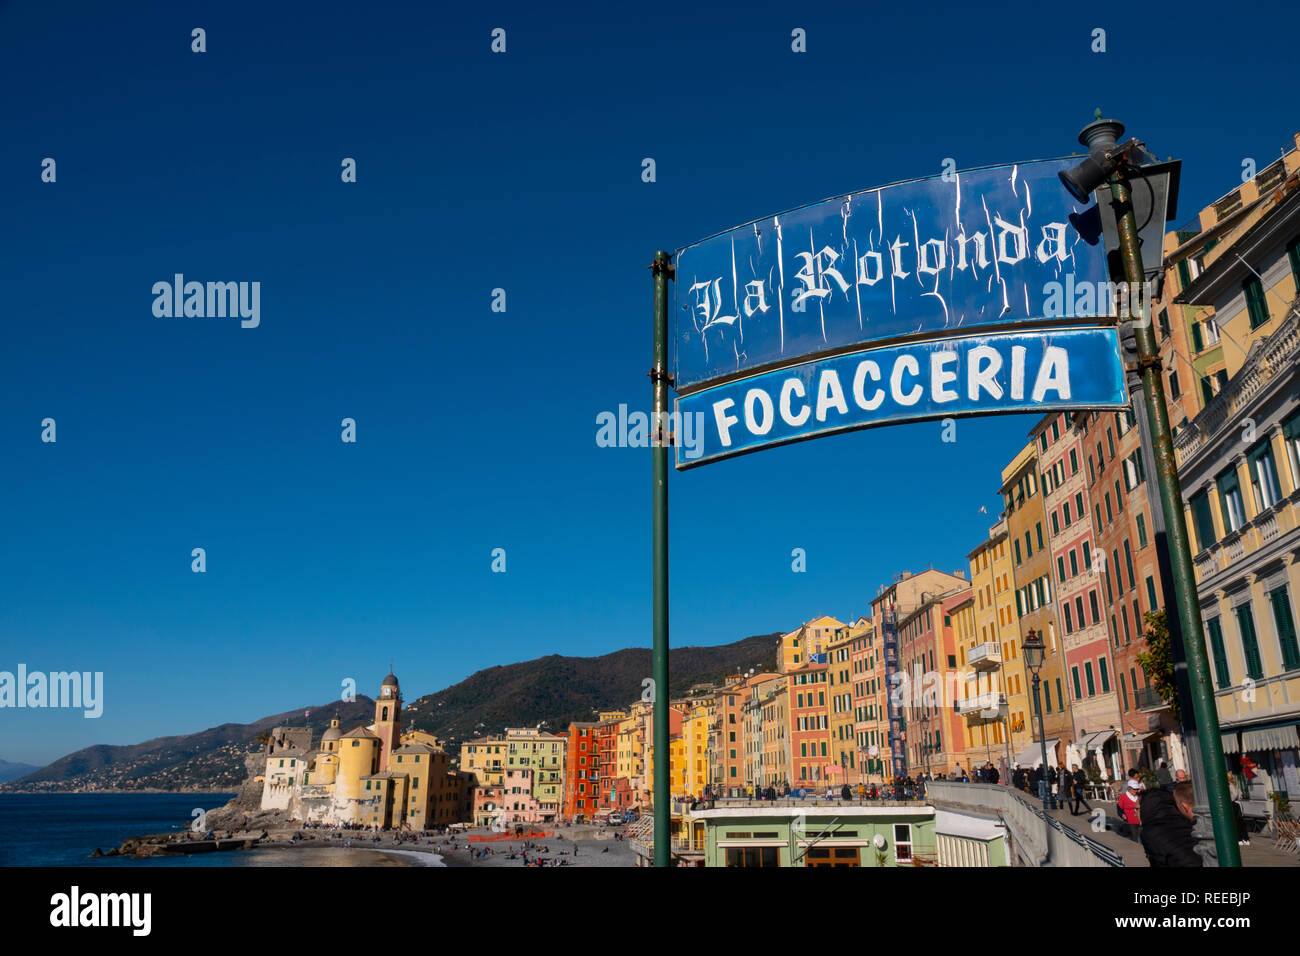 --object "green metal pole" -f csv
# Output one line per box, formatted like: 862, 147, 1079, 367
1110, 172, 1241, 867
651, 250, 672, 867
1032, 673, 1051, 812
